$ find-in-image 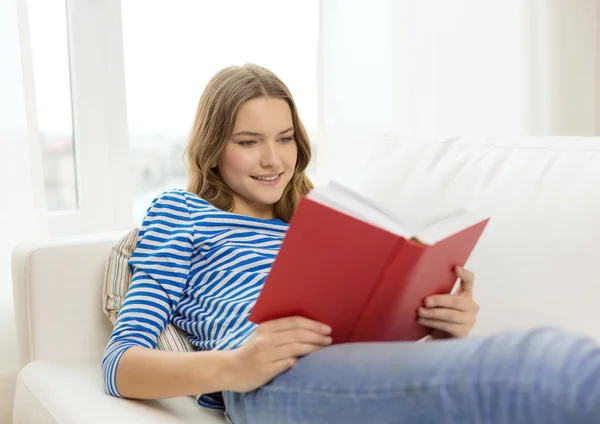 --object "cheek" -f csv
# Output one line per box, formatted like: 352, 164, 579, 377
285, 144, 299, 168
220, 149, 254, 176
